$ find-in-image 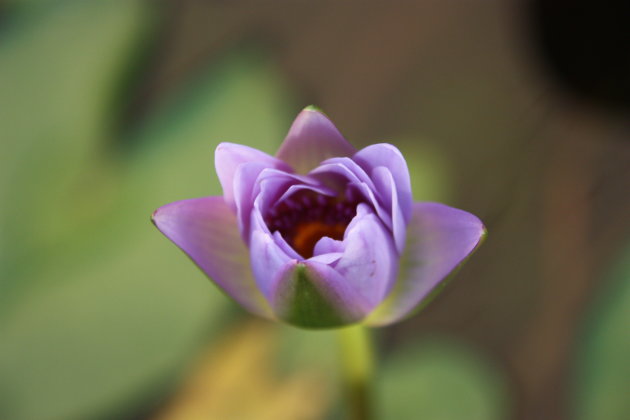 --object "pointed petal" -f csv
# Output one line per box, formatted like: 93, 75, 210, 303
271, 261, 371, 329
248, 211, 294, 298
371, 166, 406, 254
365, 202, 486, 326
273, 231, 303, 260
311, 157, 375, 191
233, 161, 269, 241
152, 197, 271, 317
254, 168, 320, 218
215, 142, 291, 209
276, 107, 356, 174
277, 183, 335, 203
353, 143, 413, 222
334, 204, 398, 307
